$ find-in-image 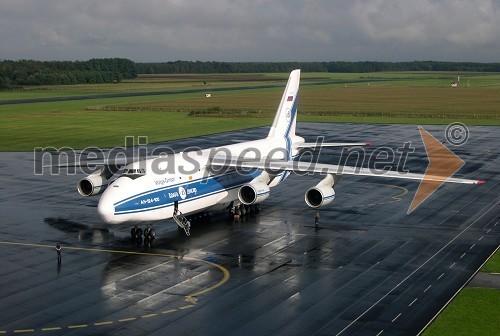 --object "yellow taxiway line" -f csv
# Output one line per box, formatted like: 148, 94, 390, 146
0, 240, 231, 334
